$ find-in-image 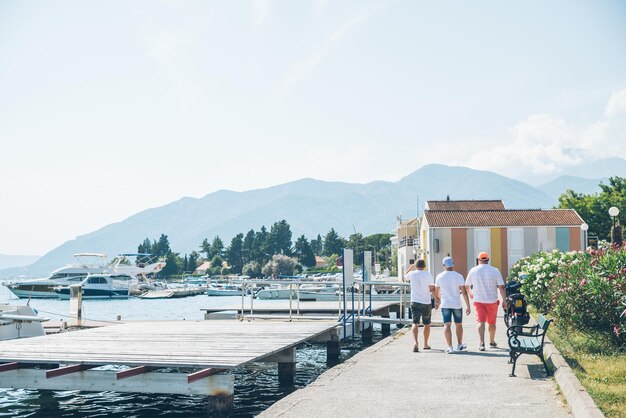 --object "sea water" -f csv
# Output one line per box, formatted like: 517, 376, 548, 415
0, 283, 383, 417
